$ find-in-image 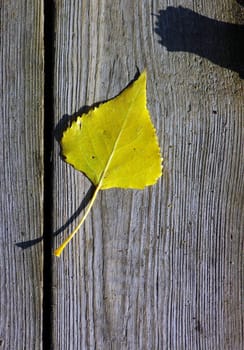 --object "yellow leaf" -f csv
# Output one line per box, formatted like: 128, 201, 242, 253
54, 71, 162, 256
